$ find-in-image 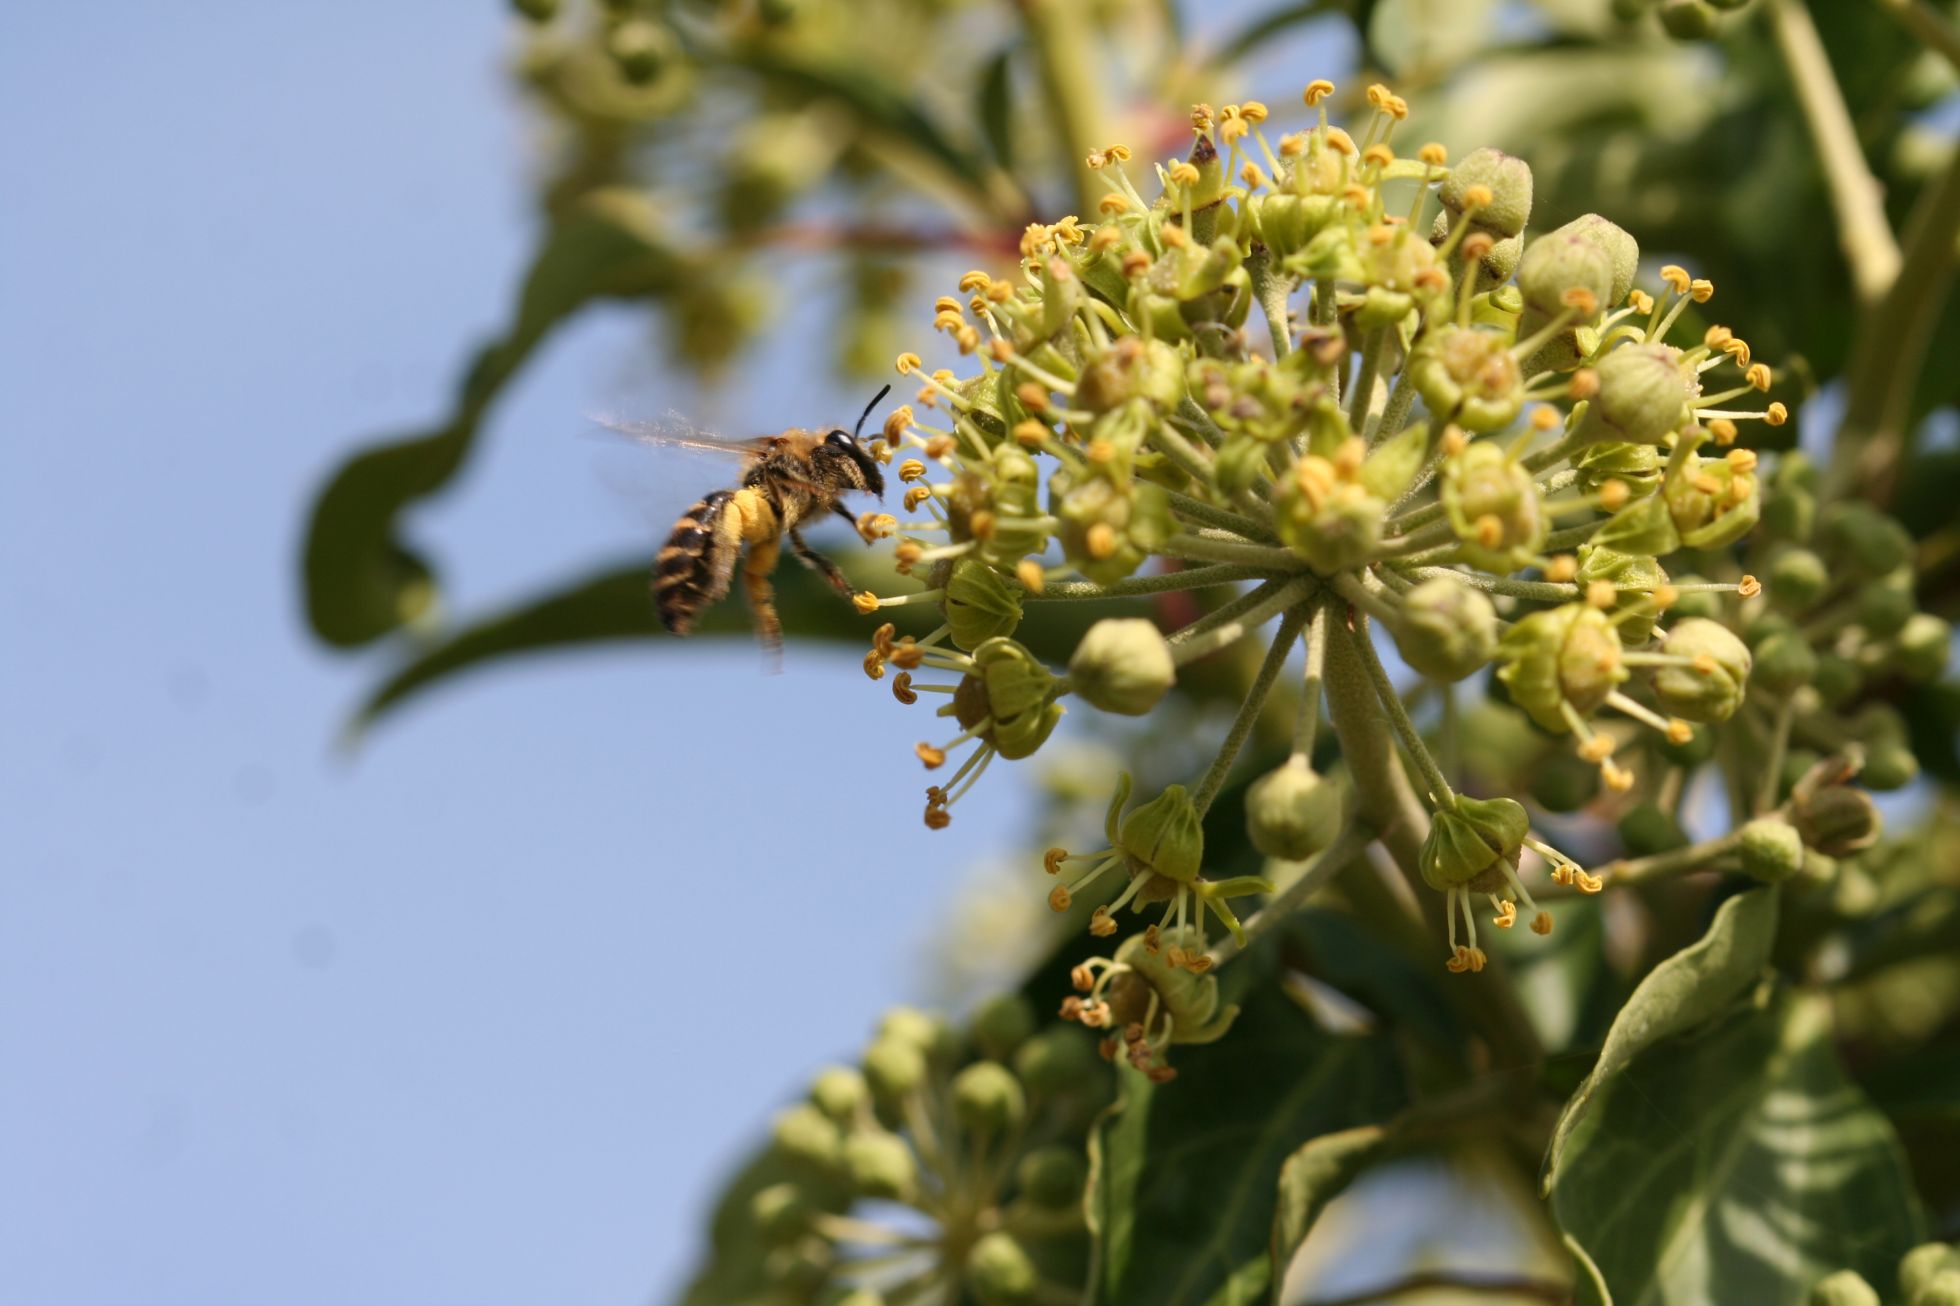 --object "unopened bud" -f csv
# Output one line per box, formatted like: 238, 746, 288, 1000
1807, 1269, 1879, 1306
970, 993, 1037, 1060
843, 1131, 916, 1200
1393, 577, 1498, 681
1069, 618, 1176, 714
1736, 818, 1803, 884
968, 1231, 1039, 1305
942, 558, 1023, 649
952, 1061, 1027, 1136
1651, 618, 1751, 723
1016, 1145, 1088, 1209
1245, 757, 1344, 860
